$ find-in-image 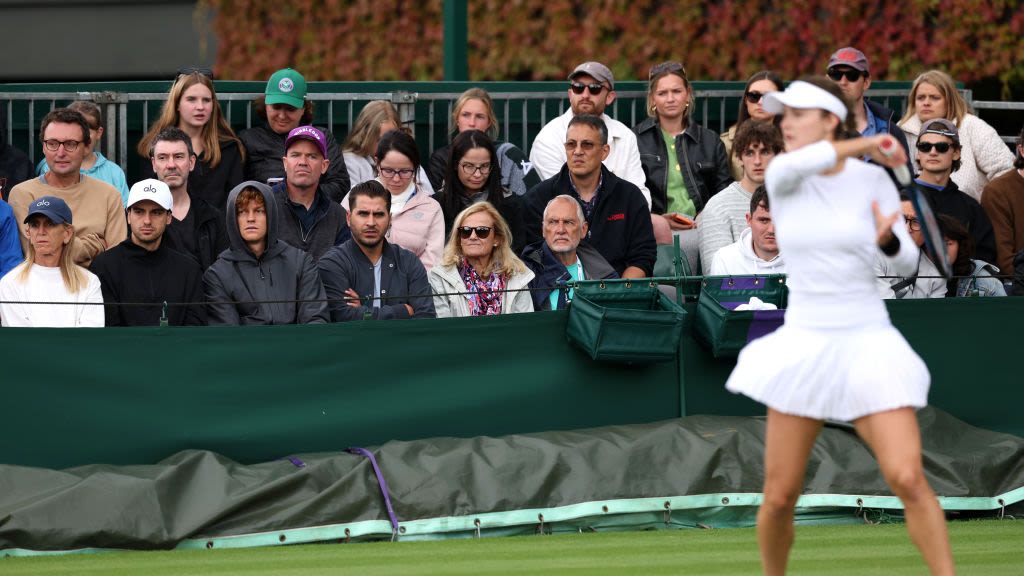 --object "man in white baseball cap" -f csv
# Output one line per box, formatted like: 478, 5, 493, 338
89, 178, 206, 326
